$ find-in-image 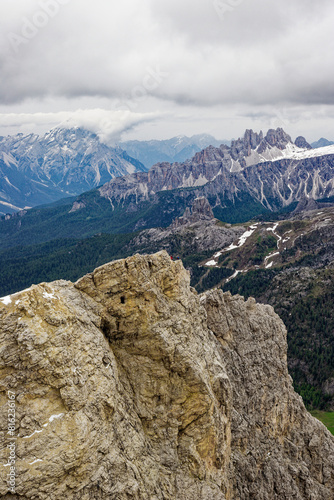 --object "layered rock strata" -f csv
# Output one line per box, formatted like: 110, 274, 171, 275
0, 251, 333, 499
